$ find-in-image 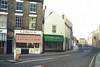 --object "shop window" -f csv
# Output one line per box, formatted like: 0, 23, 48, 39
0, 41, 4, 48
34, 43, 39, 48
16, 43, 27, 48
28, 43, 34, 48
